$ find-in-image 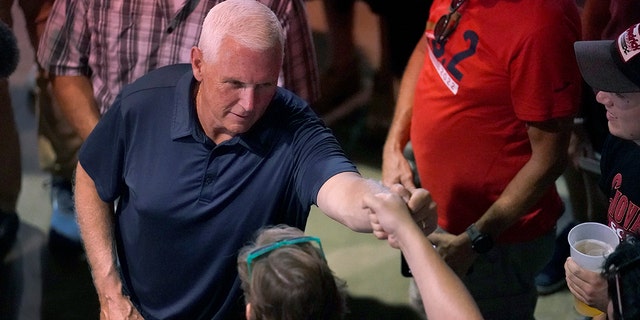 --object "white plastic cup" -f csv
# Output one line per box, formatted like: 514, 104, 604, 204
567, 222, 620, 316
